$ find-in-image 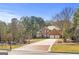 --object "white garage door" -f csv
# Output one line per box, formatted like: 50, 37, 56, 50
50, 35, 60, 39
55, 35, 59, 38
50, 35, 54, 39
